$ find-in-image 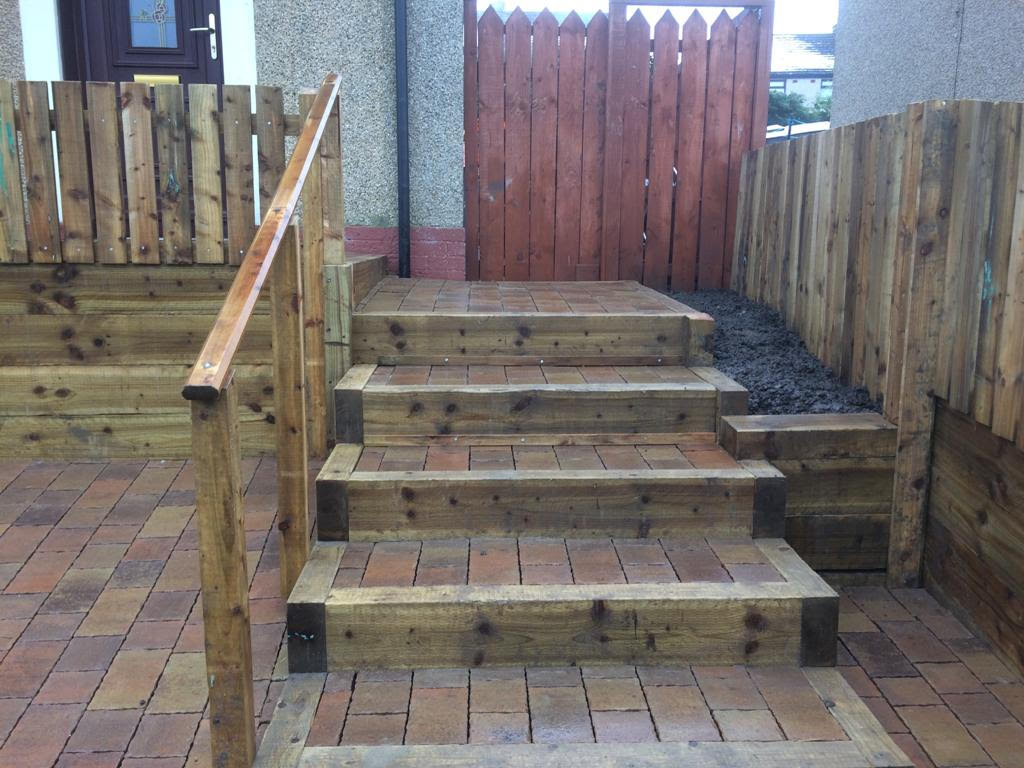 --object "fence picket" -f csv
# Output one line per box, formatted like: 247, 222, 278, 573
643, 11, 679, 289
504, 9, 531, 280
255, 85, 286, 219
223, 85, 256, 266
87, 82, 129, 264
121, 82, 160, 264
476, 8, 505, 280
698, 13, 737, 289
0, 82, 27, 263
672, 11, 708, 292
528, 10, 558, 280
617, 11, 651, 283
724, 11, 759, 287
464, 1, 481, 280
19, 81, 61, 263
189, 84, 225, 264
576, 11, 608, 281
155, 83, 191, 264
52, 81, 94, 263
553, 12, 585, 281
